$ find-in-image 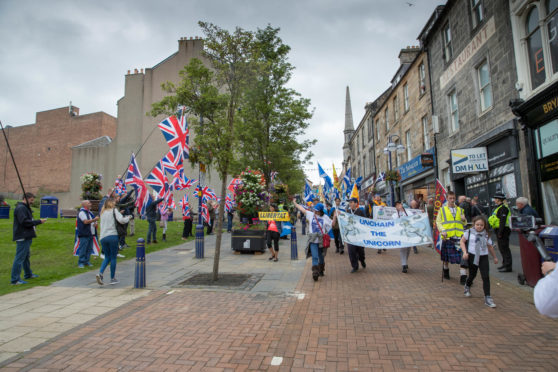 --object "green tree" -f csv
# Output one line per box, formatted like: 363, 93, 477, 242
235, 25, 314, 194
151, 21, 256, 281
